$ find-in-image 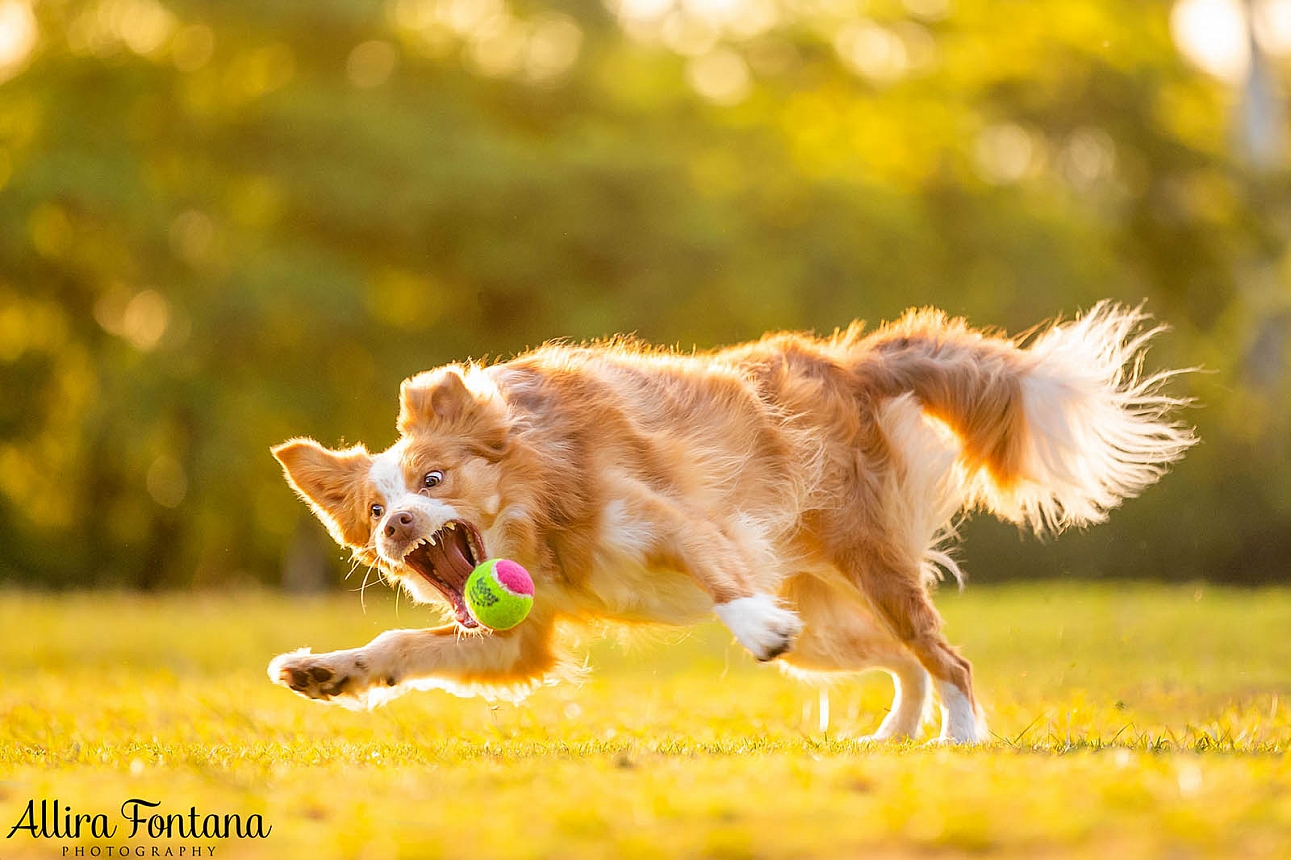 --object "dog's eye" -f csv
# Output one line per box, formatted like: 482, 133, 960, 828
370, 503, 384, 519
423, 470, 444, 489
